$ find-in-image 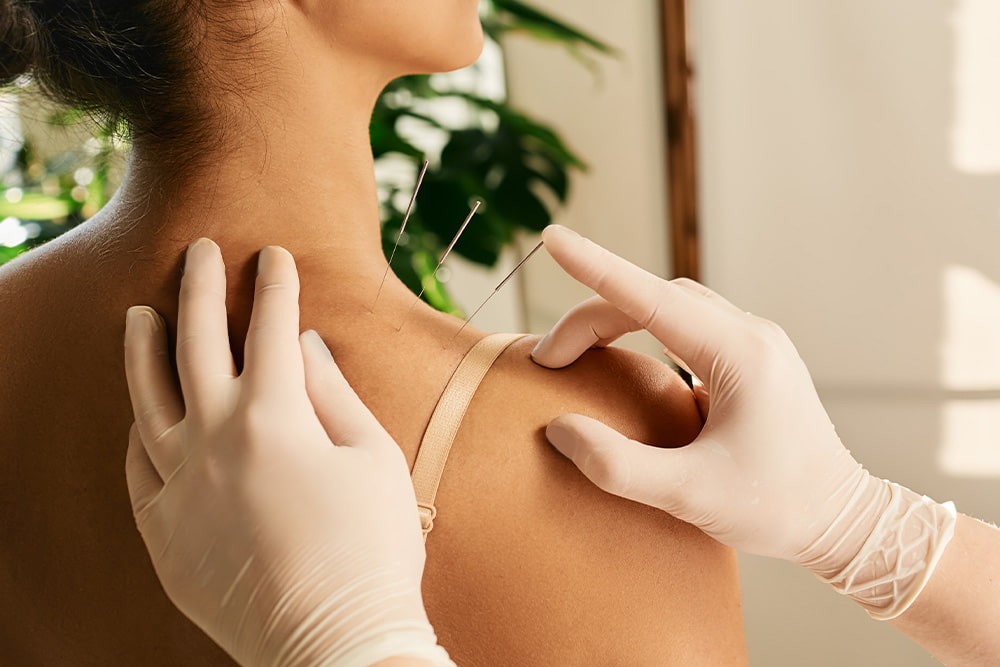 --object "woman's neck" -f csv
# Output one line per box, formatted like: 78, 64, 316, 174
71, 15, 473, 348
112, 134, 385, 270
109, 81, 385, 268
85, 40, 425, 326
